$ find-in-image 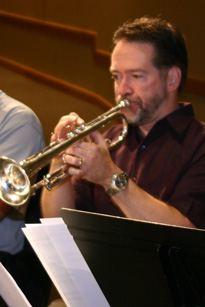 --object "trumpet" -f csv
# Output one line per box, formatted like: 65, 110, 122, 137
0, 99, 130, 207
